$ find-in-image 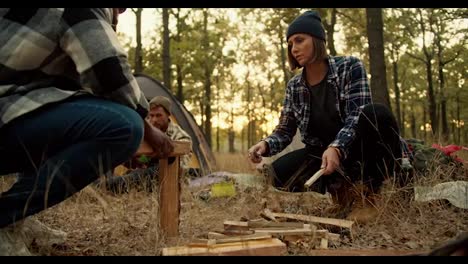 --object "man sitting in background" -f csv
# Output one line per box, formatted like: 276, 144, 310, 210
101, 96, 193, 193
